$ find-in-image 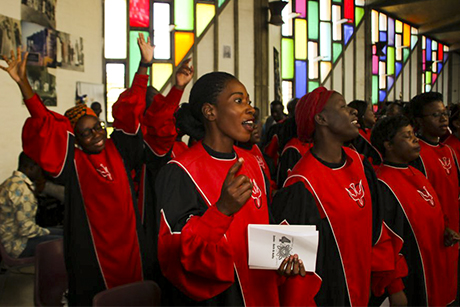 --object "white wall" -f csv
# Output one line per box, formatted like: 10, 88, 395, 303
0, 0, 103, 182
